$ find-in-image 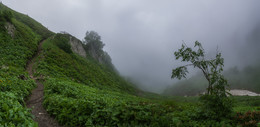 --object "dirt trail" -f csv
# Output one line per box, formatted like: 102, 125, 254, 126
26, 39, 62, 127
